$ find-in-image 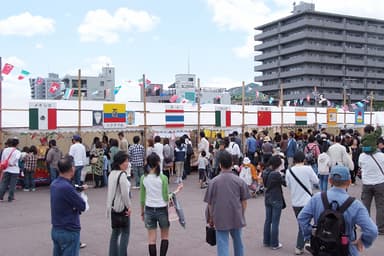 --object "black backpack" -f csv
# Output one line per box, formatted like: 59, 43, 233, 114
305, 145, 316, 165
309, 192, 355, 256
